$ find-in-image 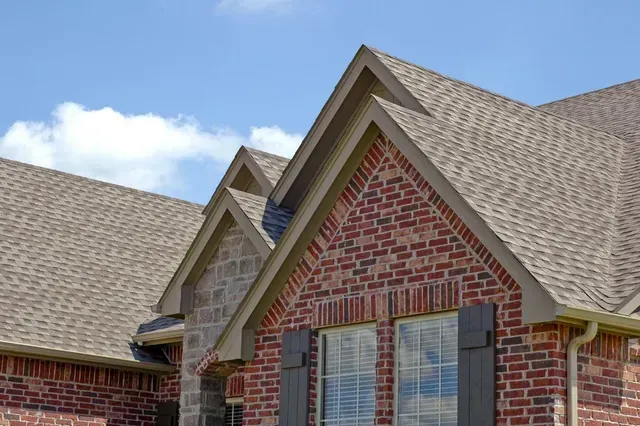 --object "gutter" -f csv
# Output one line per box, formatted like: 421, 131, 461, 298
556, 305, 640, 336
131, 326, 184, 346
566, 321, 598, 426
0, 340, 177, 373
